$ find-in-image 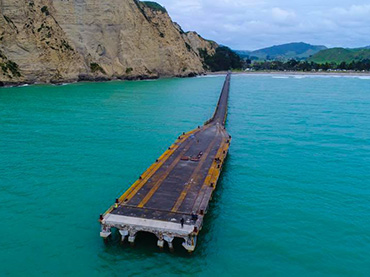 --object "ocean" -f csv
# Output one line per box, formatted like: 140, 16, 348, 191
1, 74, 369, 276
